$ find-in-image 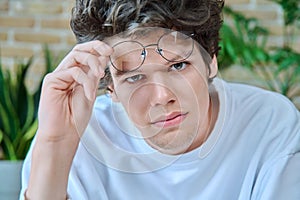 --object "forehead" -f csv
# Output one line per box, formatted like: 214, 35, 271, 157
105, 27, 175, 46
105, 27, 212, 74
